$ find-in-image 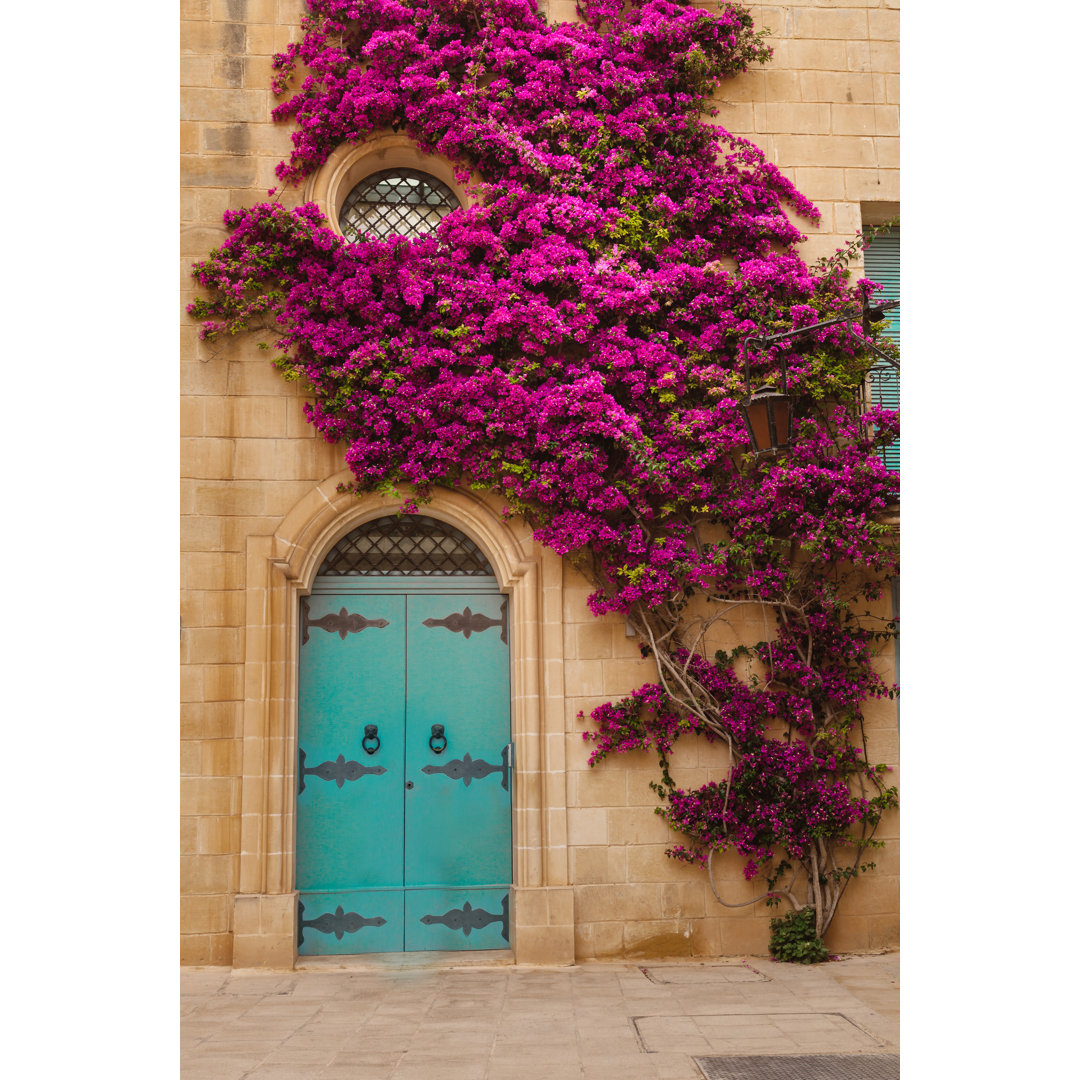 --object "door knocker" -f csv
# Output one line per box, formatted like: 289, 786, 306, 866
362, 724, 380, 755
429, 724, 447, 754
